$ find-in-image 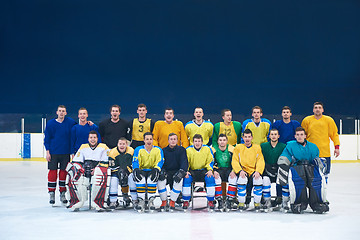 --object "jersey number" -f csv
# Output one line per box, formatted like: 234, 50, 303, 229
224, 129, 232, 136
139, 125, 144, 132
